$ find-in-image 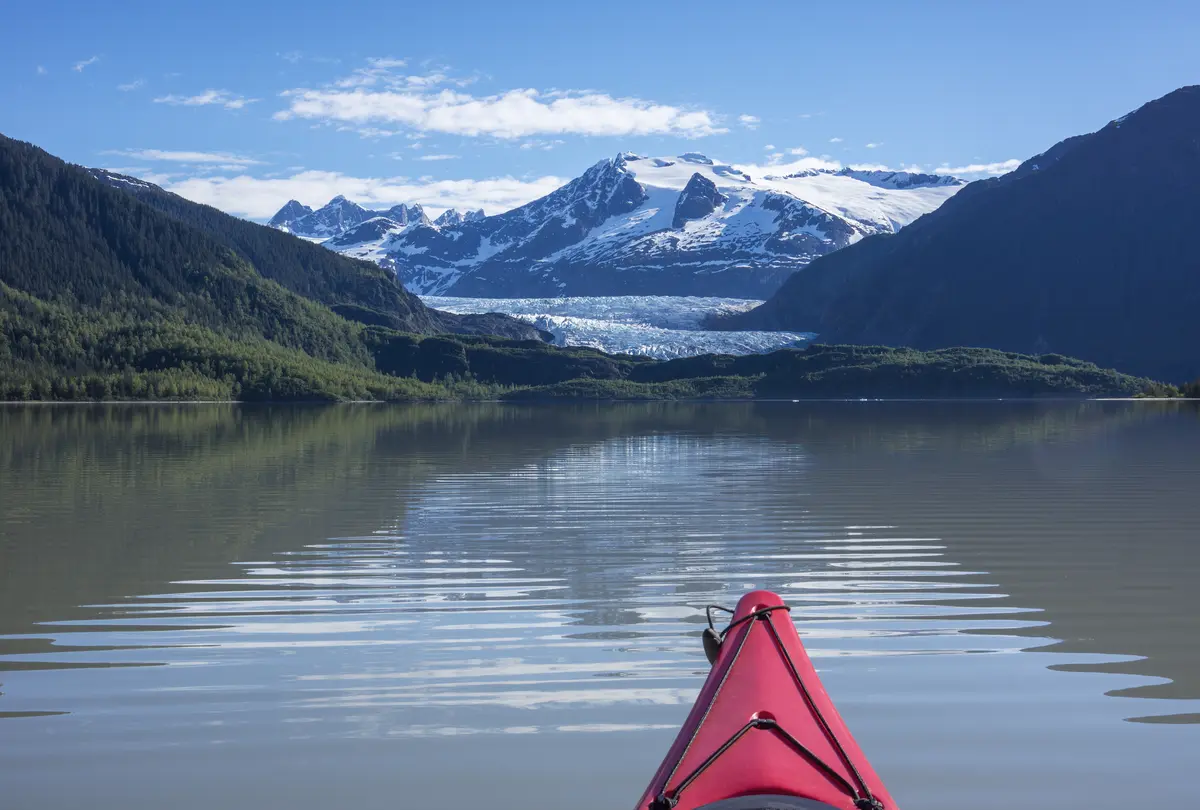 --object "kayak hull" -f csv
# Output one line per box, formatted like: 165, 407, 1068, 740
634, 590, 896, 810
